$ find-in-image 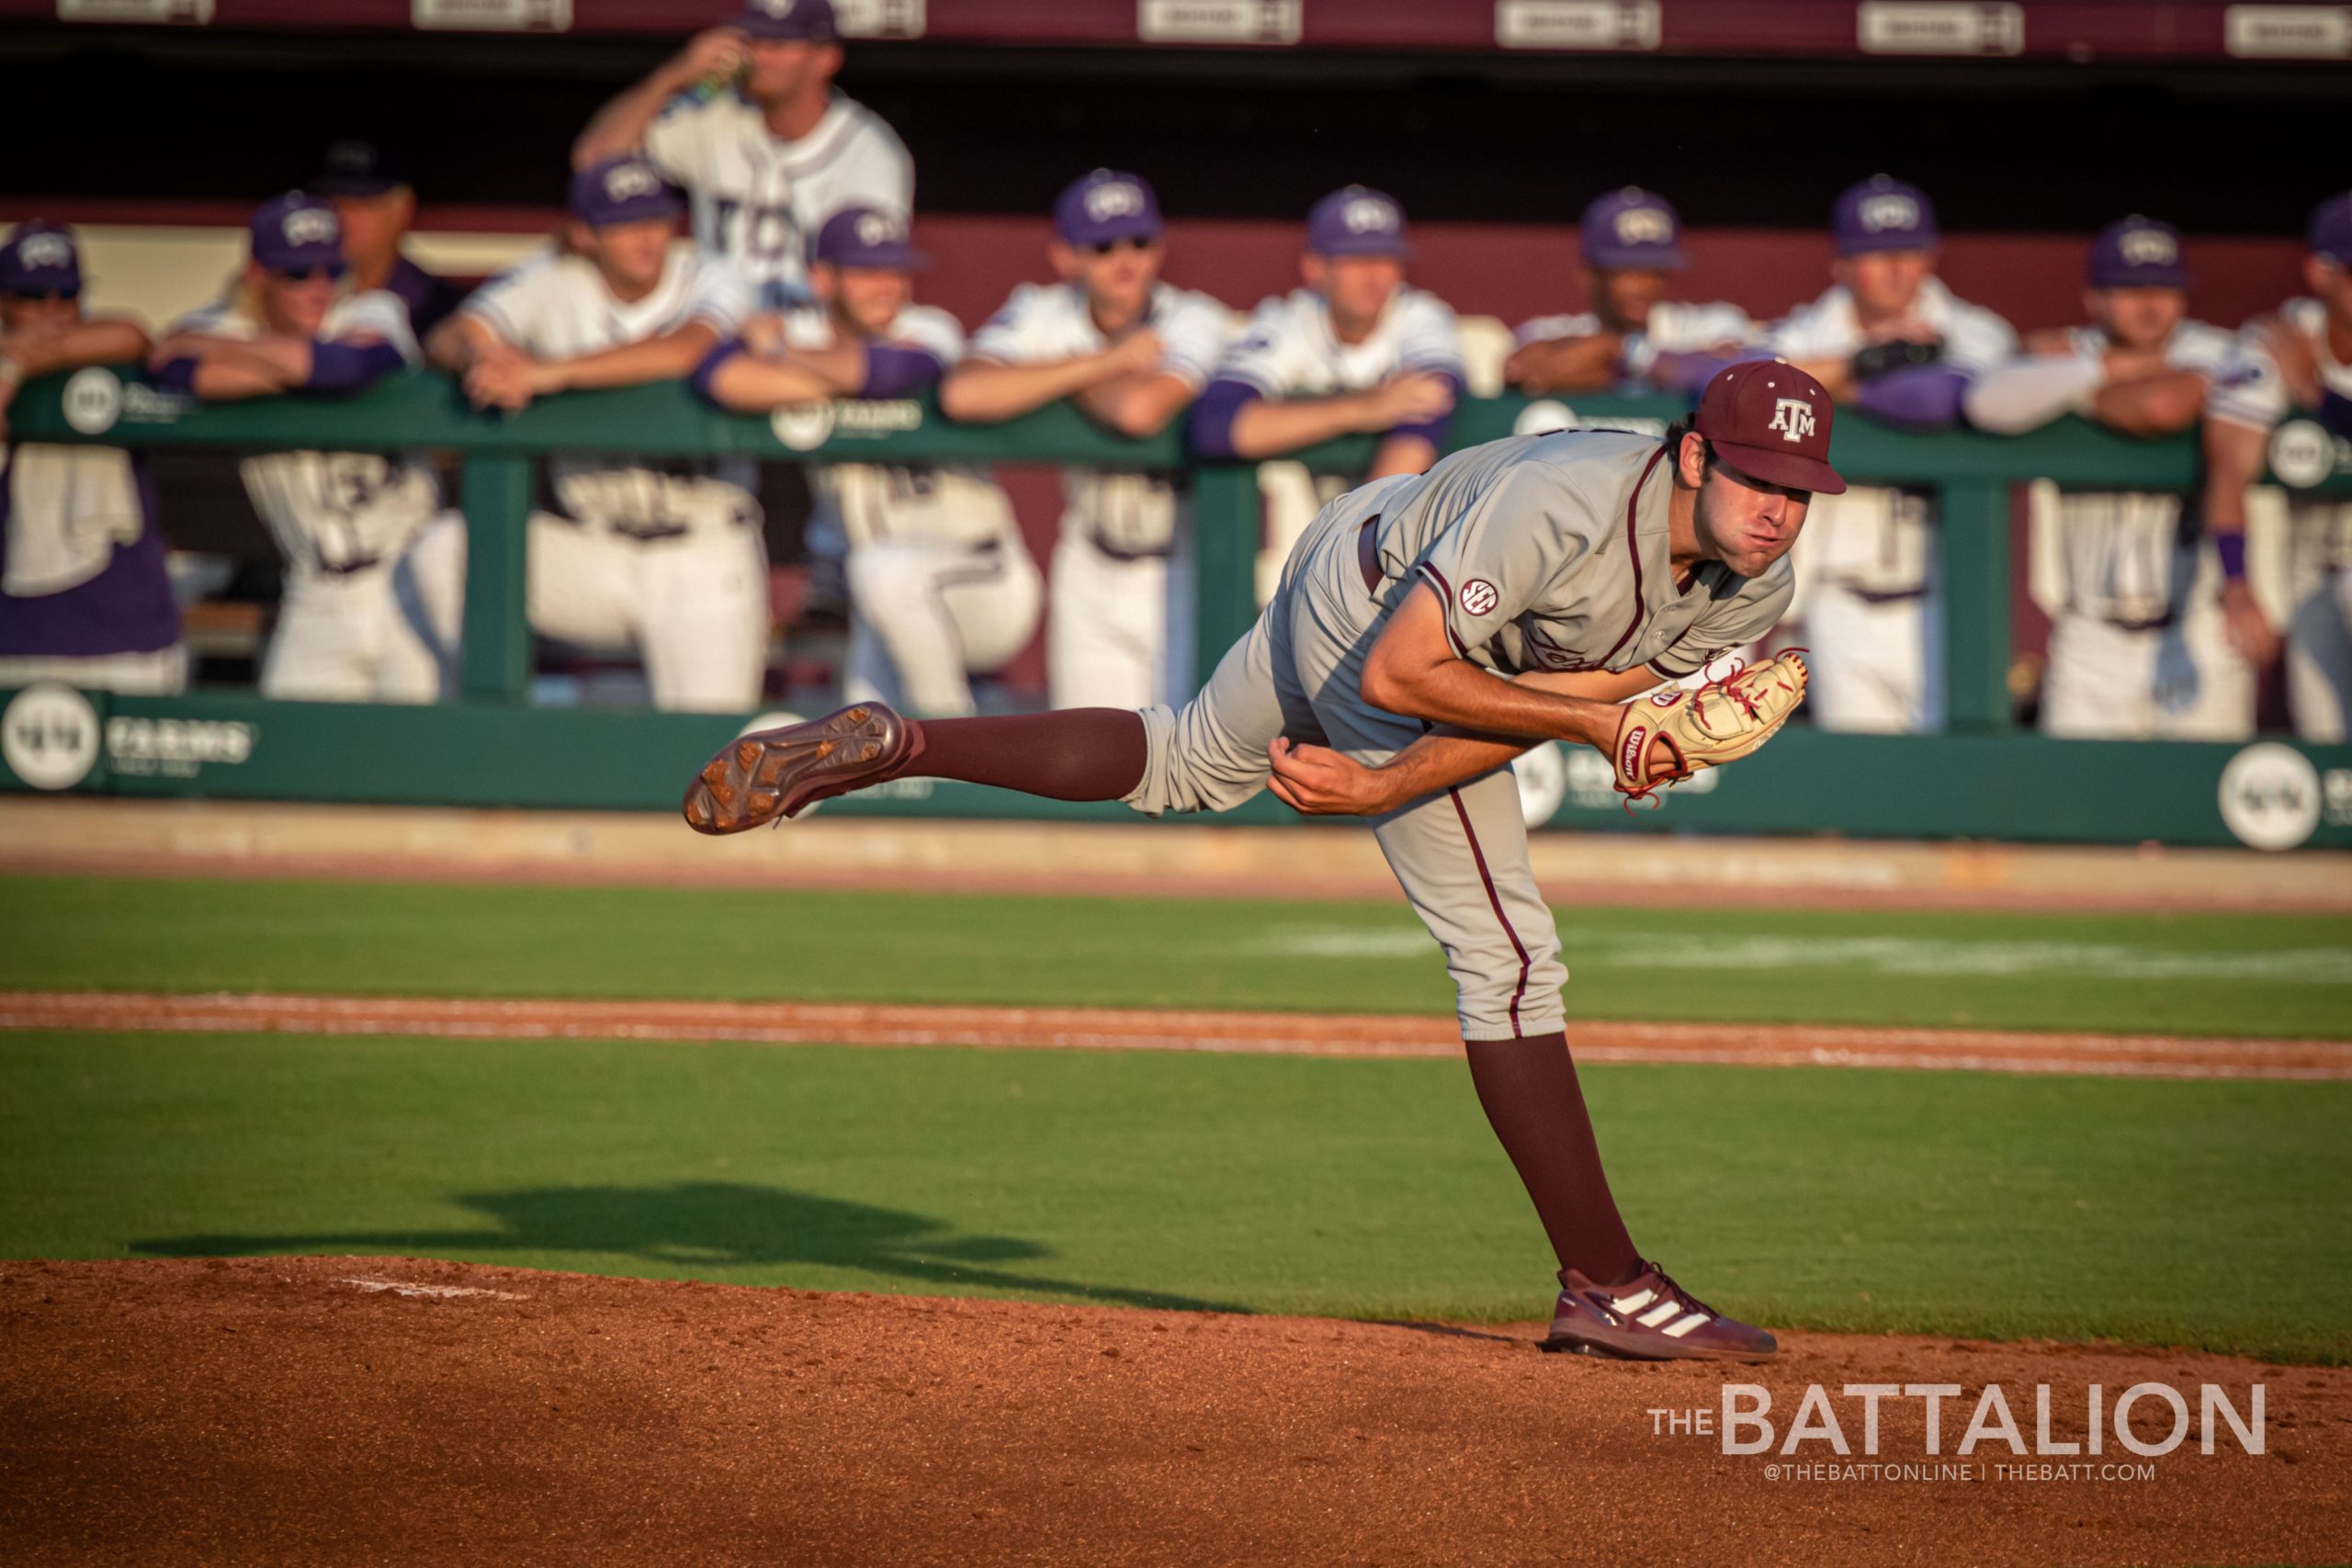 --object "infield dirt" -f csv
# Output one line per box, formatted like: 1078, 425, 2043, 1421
0, 1256, 2341, 1566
